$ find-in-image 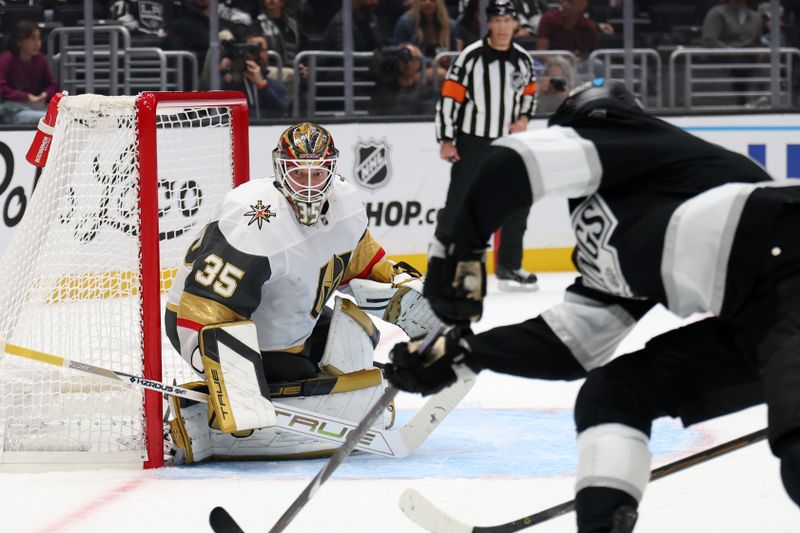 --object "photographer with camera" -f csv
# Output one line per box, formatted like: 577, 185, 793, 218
370, 43, 437, 116
534, 56, 574, 116
220, 33, 289, 119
